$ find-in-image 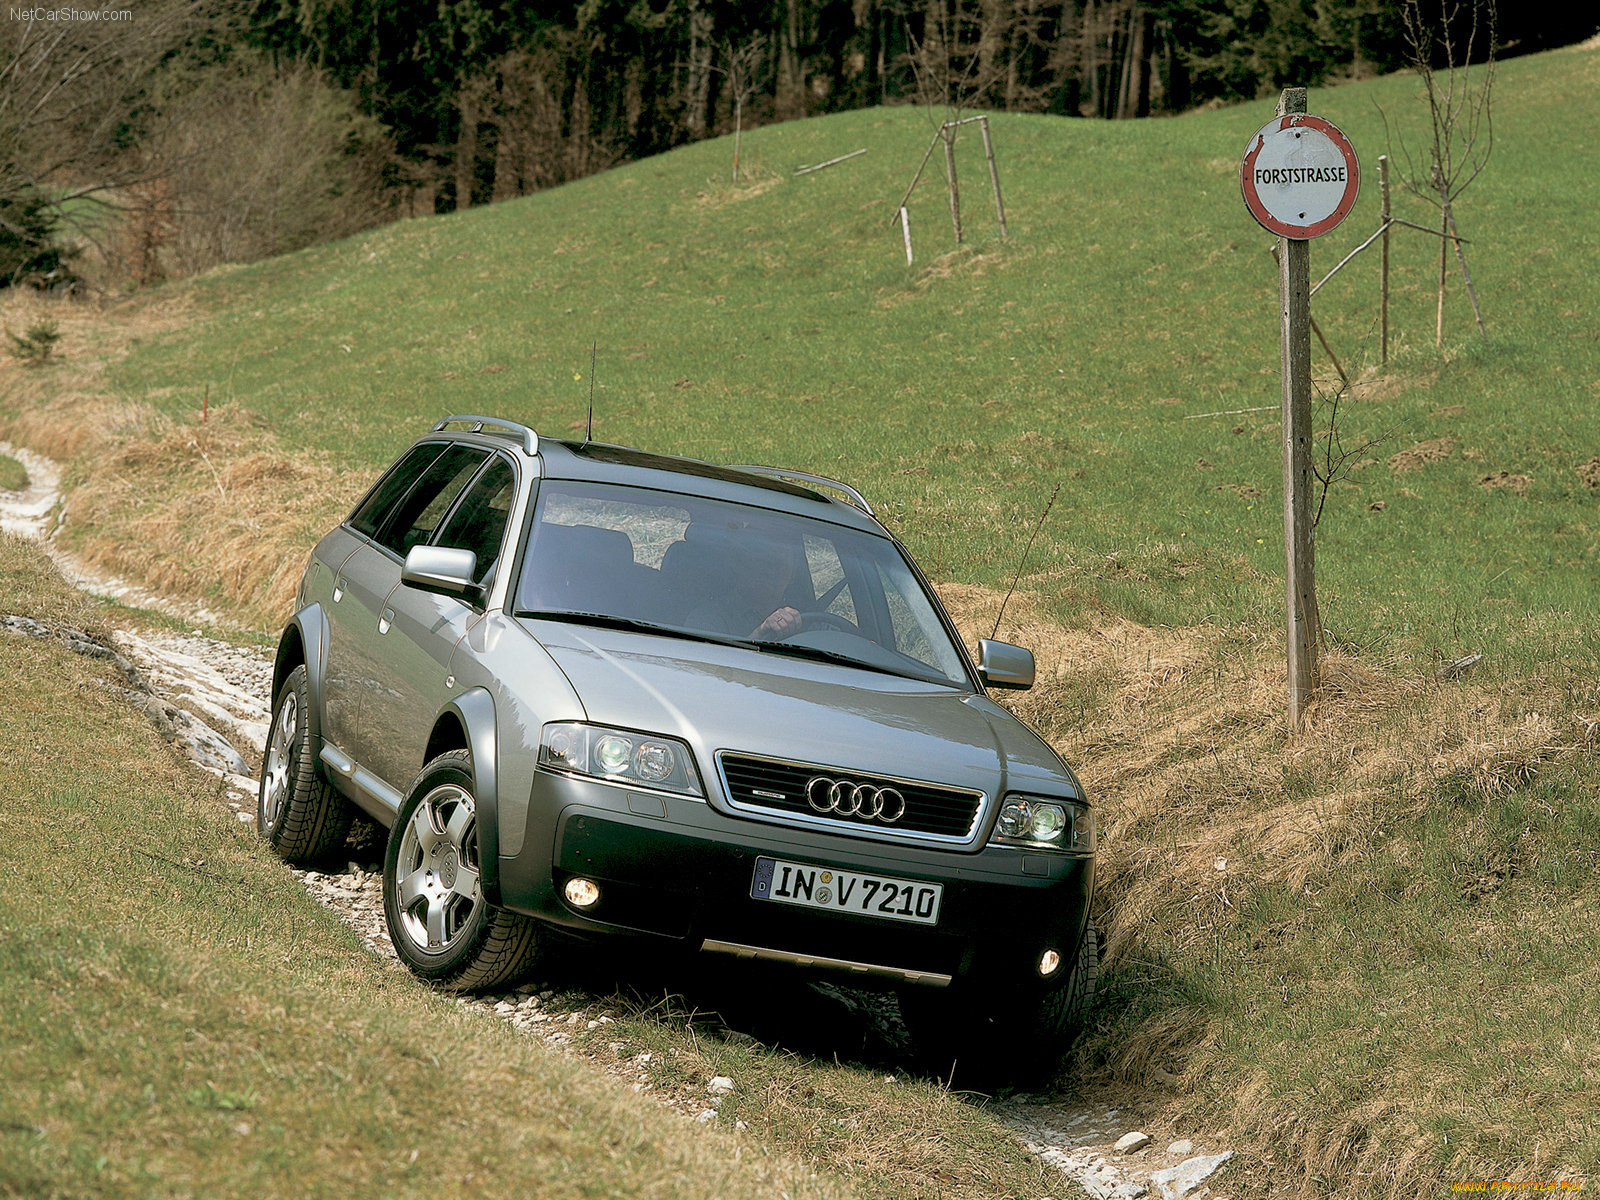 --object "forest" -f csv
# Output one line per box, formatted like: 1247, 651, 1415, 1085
1, 0, 1592, 286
